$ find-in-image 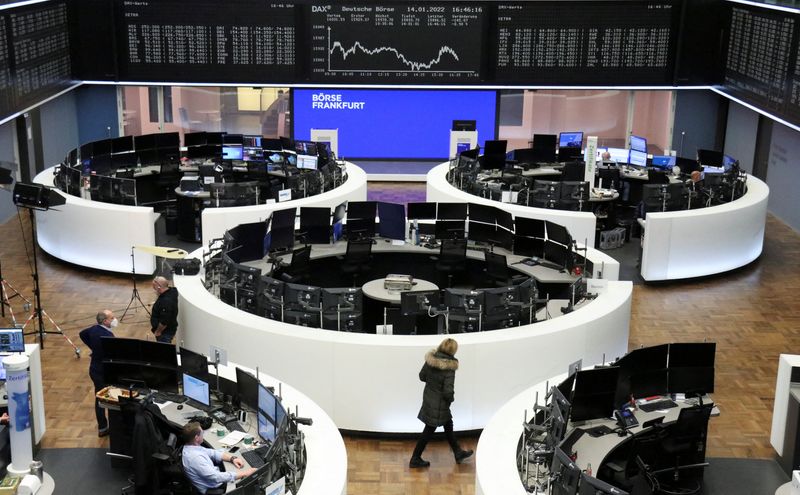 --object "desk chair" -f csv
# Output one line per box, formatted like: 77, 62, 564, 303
340, 239, 372, 286
561, 161, 585, 182
435, 239, 467, 288
597, 167, 621, 190
484, 251, 527, 287
279, 245, 312, 284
